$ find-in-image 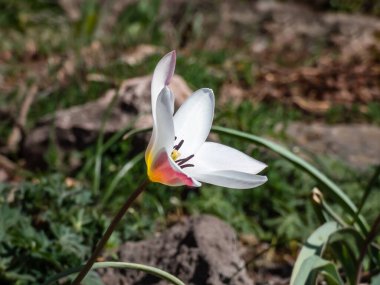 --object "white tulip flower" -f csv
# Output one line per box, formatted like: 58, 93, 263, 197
145, 51, 267, 189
